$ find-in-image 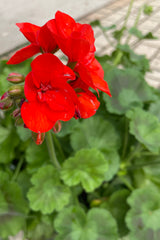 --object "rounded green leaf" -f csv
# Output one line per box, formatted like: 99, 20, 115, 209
126, 108, 160, 154
27, 165, 71, 214
102, 150, 120, 181
70, 116, 120, 152
101, 189, 130, 237
103, 68, 154, 115
54, 206, 118, 240
149, 100, 160, 121
0, 126, 10, 144
0, 129, 19, 163
26, 141, 50, 173
0, 182, 29, 239
61, 149, 108, 192
126, 186, 160, 240
27, 215, 54, 240
16, 126, 31, 142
